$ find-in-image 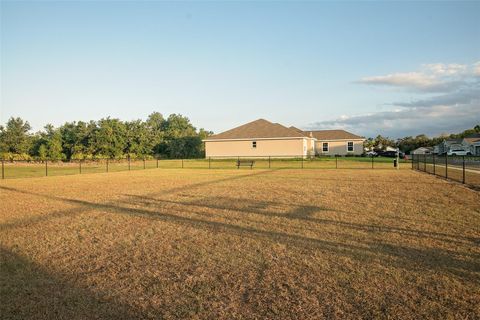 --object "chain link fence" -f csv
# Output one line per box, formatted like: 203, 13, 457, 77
411, 154, 480, 188
1, 155, 410, 179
